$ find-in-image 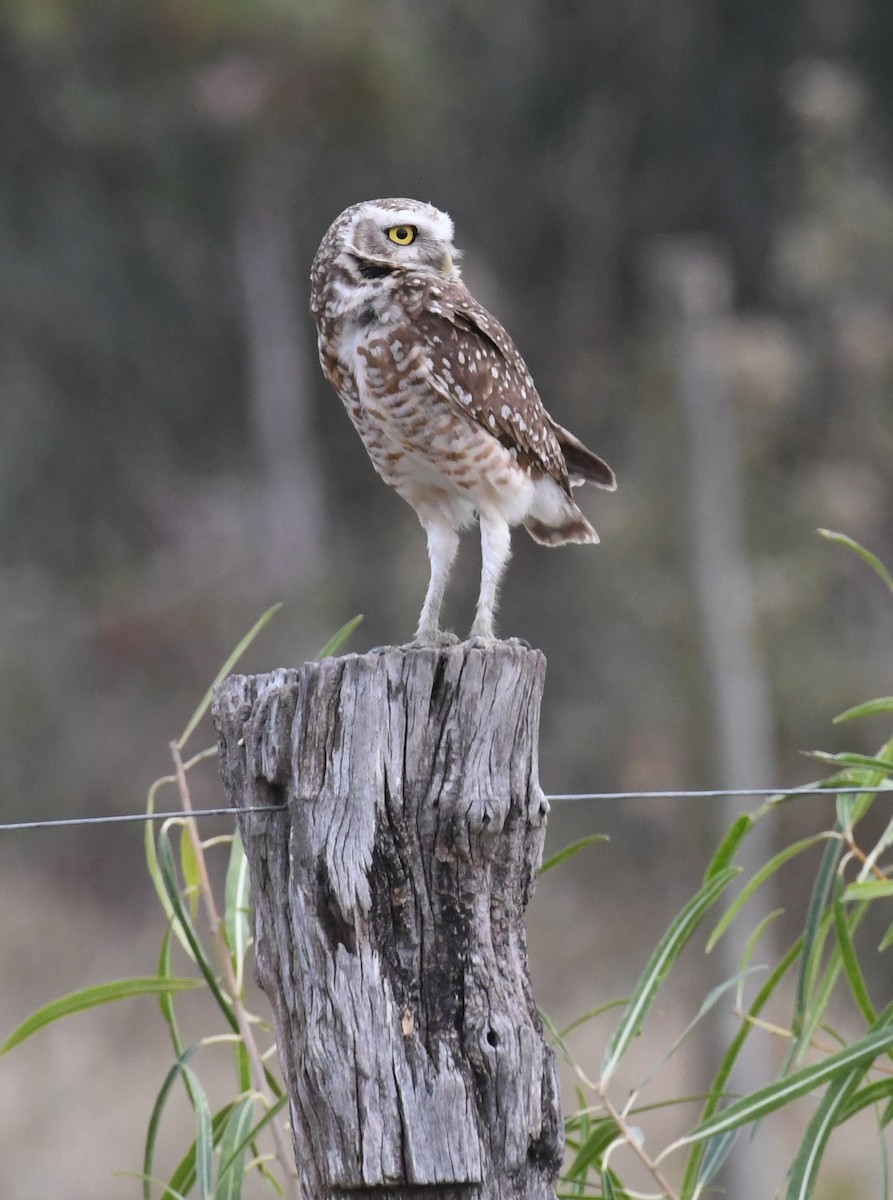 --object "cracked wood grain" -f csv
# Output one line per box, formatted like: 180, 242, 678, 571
212, 643, 563, 1200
